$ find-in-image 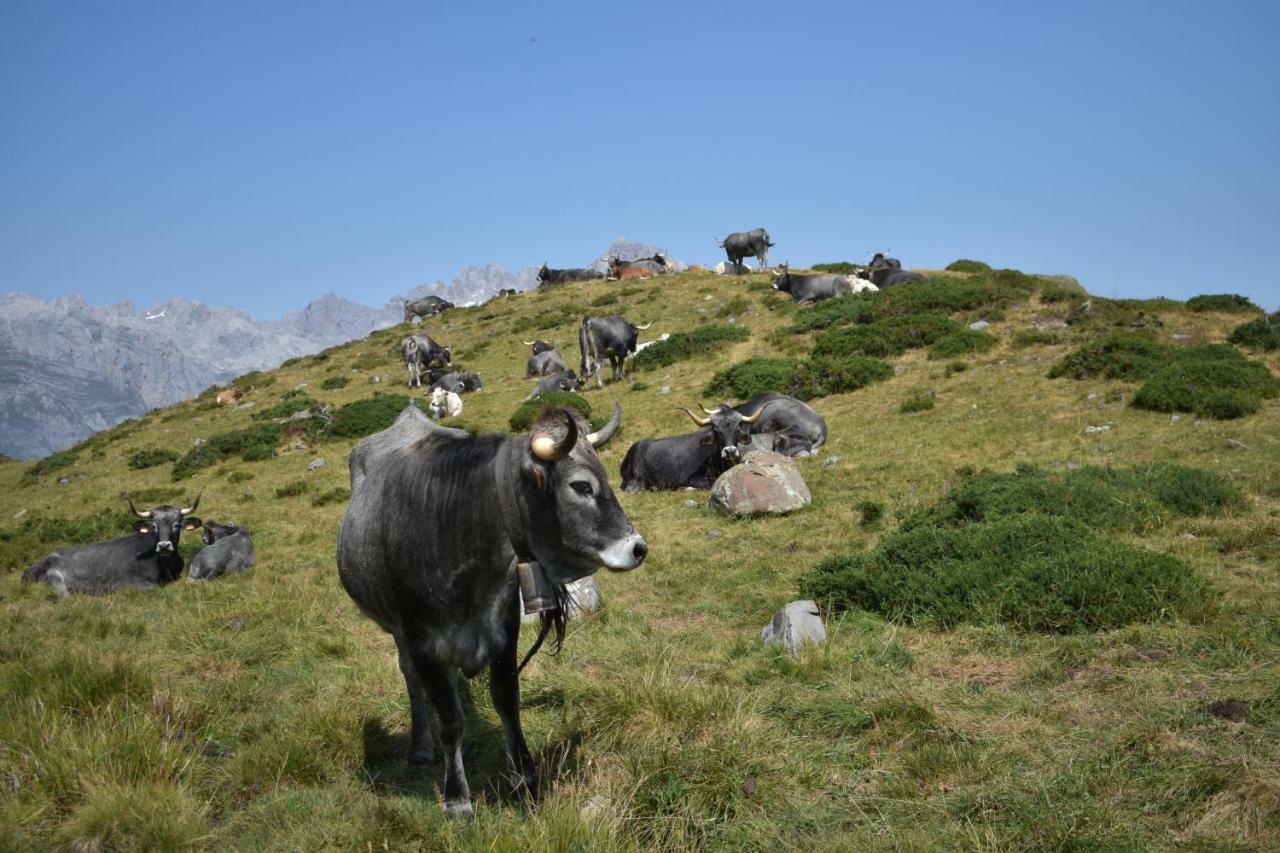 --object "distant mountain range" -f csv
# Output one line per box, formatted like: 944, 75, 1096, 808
0, 239, 675, 459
